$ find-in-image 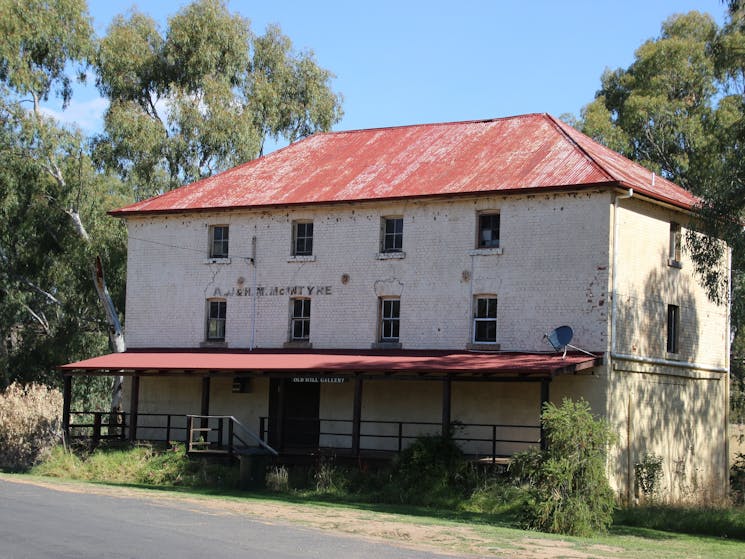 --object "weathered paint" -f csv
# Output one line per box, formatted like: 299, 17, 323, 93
110, 114, 697, 217
61, 350, 598, 376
